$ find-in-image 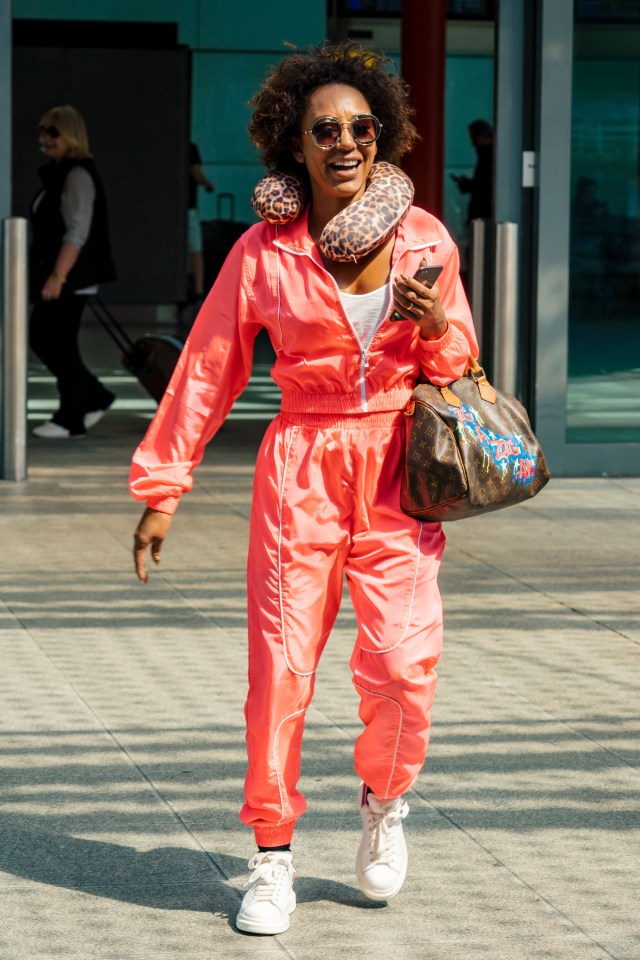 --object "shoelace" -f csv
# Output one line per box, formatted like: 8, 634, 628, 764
365, 800, 409, 864
244, 853, 293, 902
